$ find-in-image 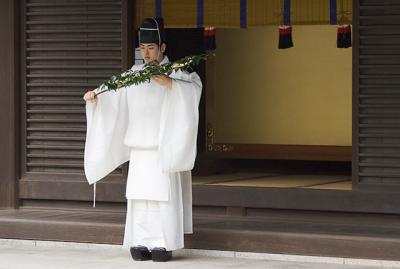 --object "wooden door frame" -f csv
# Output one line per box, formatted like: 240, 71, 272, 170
0, 0, 19, 209
352, 0, 360, 190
